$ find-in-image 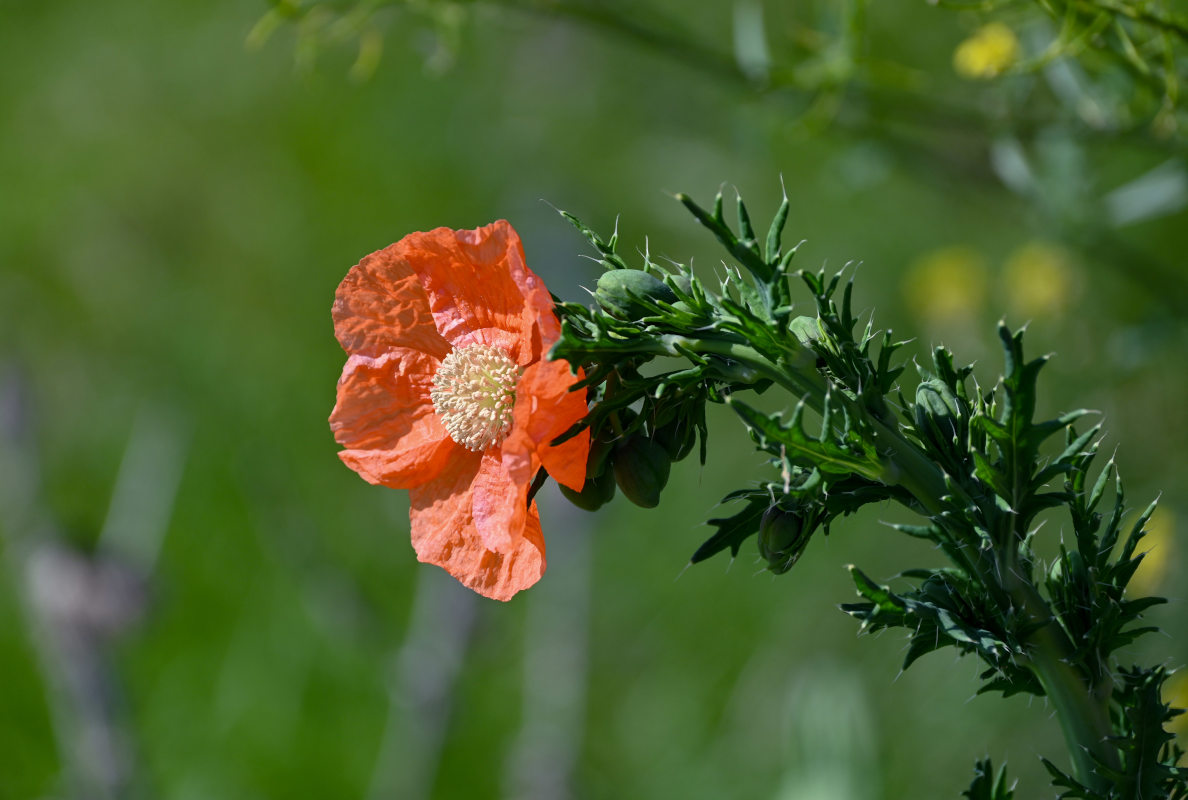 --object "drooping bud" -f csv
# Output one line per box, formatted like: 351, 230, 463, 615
612, 435, 671, 508
595, 269, 677, 320
757, 505, 811, 574
558, 428, 618, 512
585, 431, 616, 478
558, 468, 617, 511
